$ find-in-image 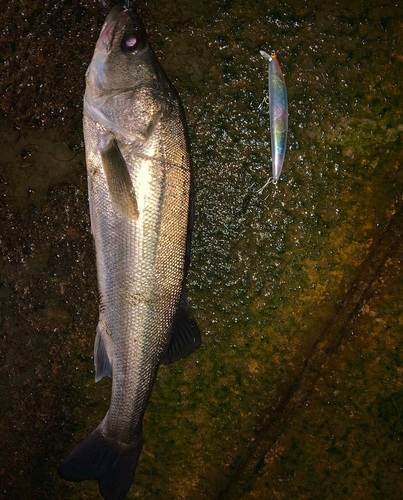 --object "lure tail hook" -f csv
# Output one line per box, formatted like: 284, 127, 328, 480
257, 177, 277, 195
